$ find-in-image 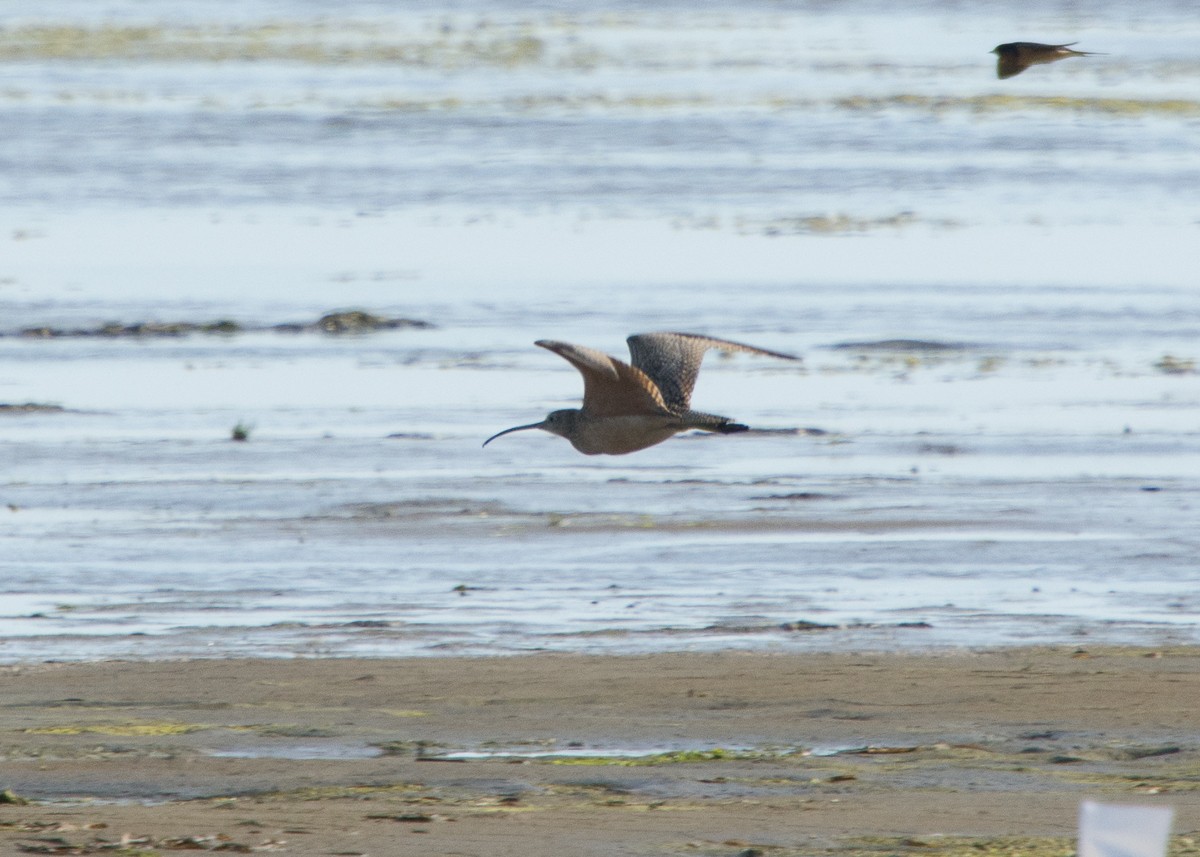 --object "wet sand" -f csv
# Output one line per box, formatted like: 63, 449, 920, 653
2, 648, 1199, 856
